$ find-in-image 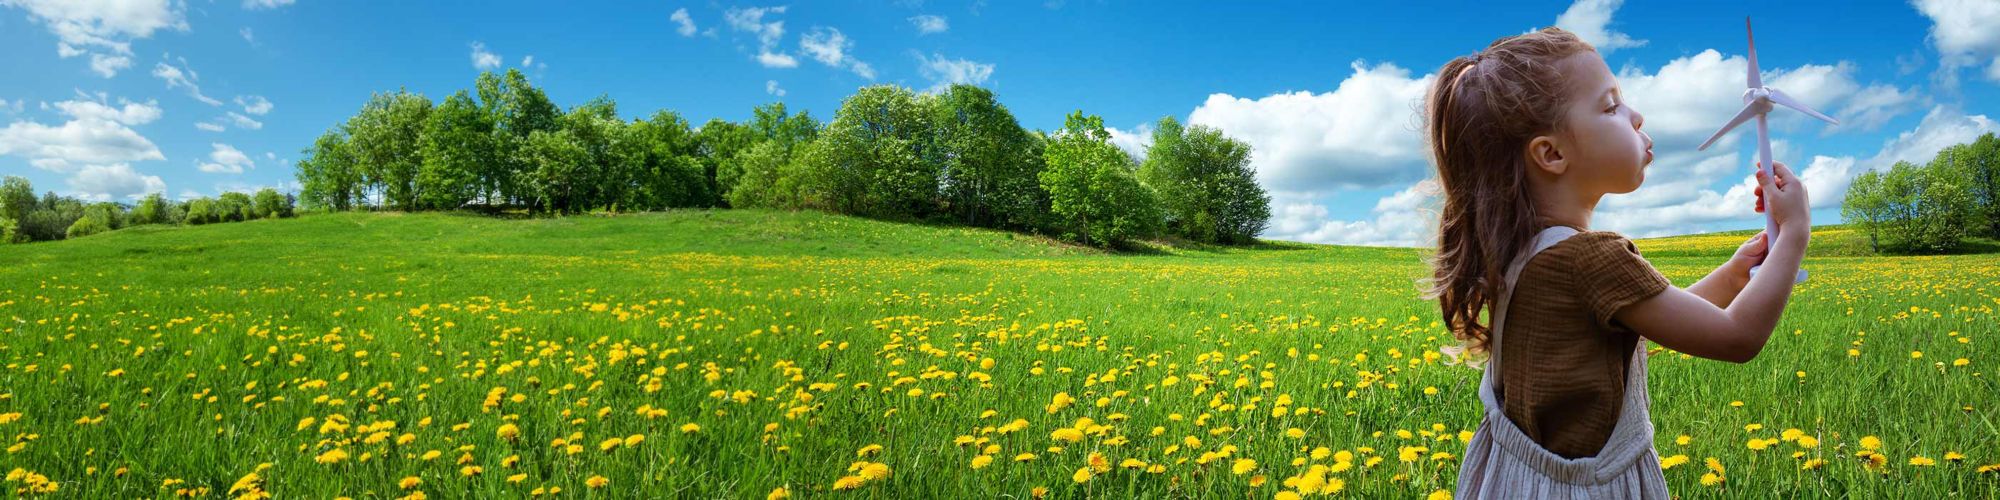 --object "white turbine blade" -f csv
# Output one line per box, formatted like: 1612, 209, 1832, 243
1745, 18, 1762, 89
1697, 101, 1762, 151
1767, 88, 1840, 125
